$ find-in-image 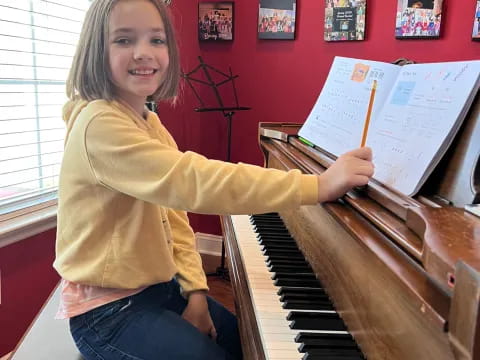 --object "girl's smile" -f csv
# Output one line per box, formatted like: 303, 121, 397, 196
128, 68, 159, 76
